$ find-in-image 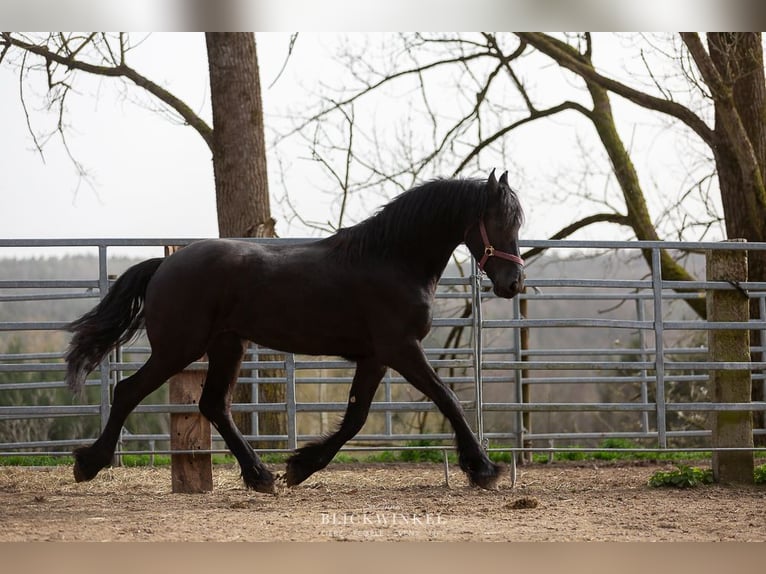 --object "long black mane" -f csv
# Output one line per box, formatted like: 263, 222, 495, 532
326, 178, 522, 264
